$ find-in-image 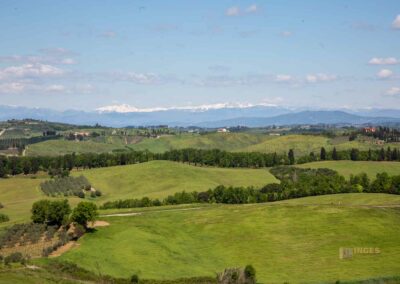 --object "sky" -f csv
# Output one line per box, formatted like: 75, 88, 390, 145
0, 0, 399, 111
